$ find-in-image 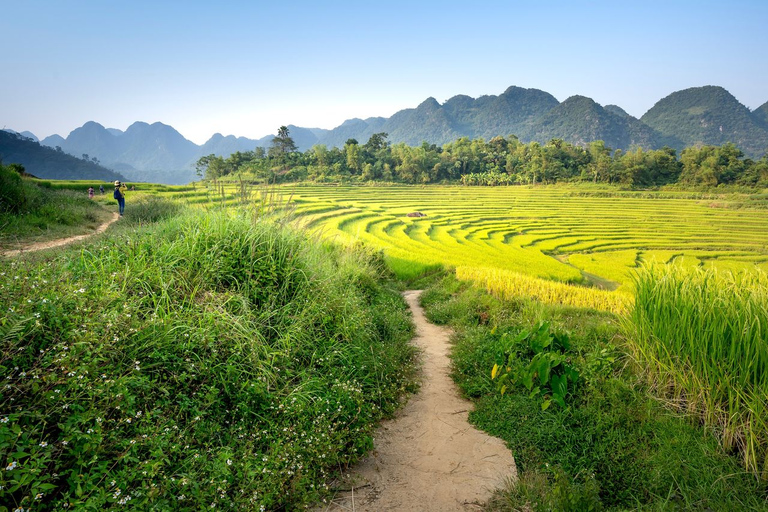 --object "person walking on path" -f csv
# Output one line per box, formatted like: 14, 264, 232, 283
88, 186, 94, 199
99, 184, 104, 194
113, 180, 126, 216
